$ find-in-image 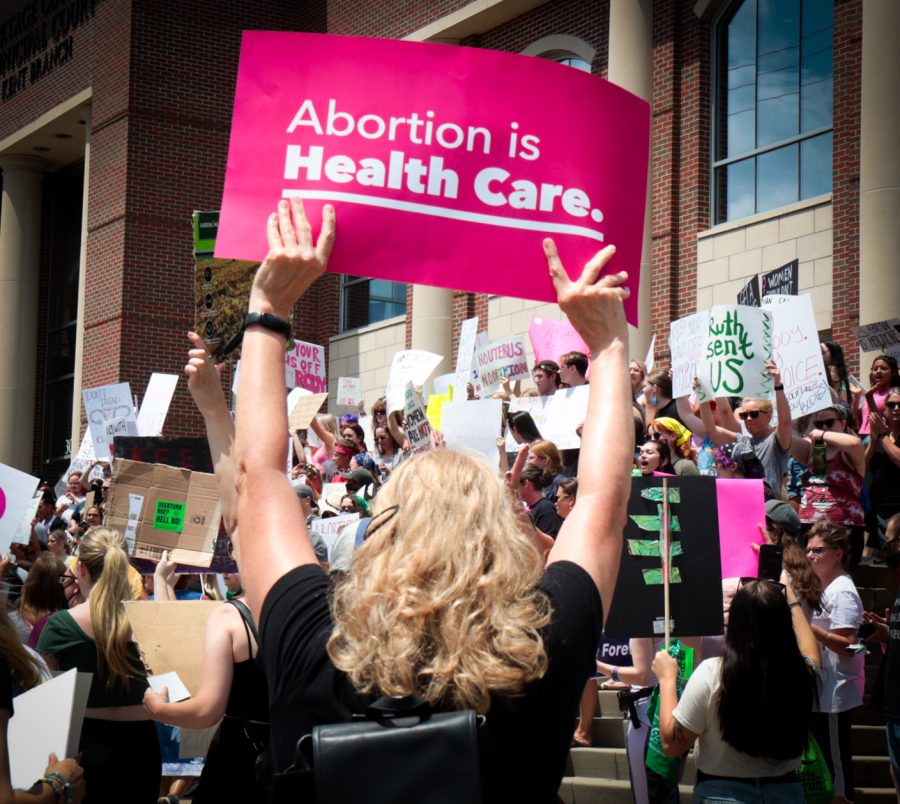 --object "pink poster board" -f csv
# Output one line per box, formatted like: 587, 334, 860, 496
715, 478, 766, 579
529, 315, 590, 364
216, 32, 650, 325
